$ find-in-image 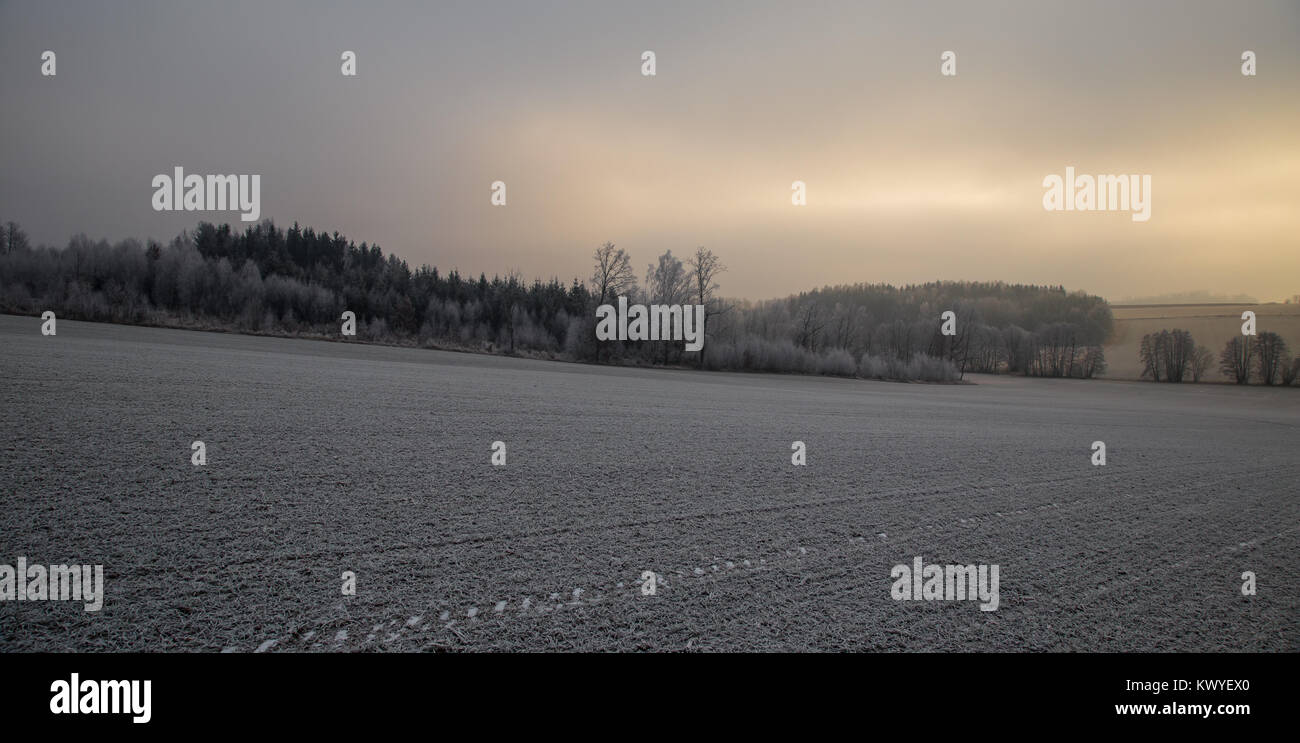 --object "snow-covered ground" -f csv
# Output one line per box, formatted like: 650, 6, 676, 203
2, 315, 1296, 651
